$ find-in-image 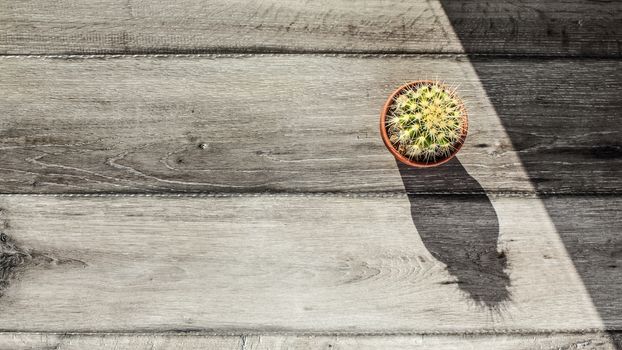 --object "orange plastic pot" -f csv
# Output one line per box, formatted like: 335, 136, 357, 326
379, 80, 468, 168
